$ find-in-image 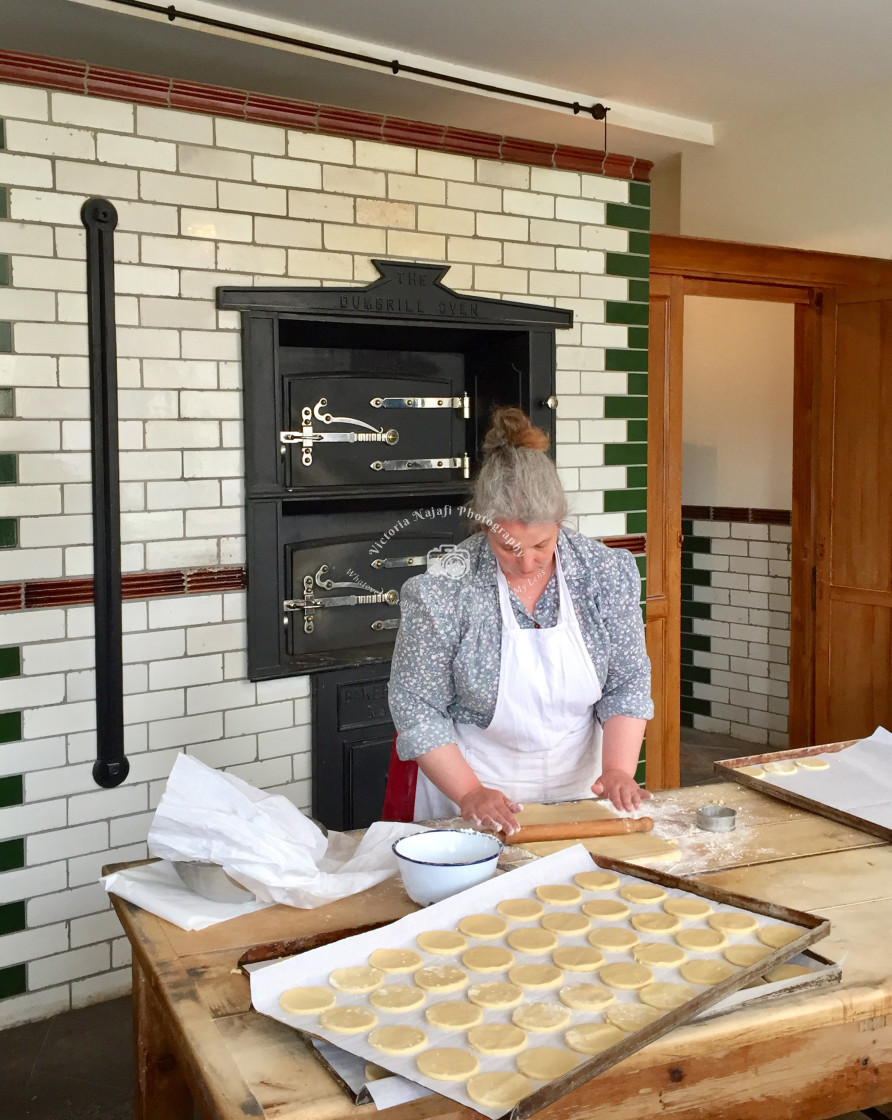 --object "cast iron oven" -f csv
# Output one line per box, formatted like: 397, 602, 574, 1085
218, 261, 572, 827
